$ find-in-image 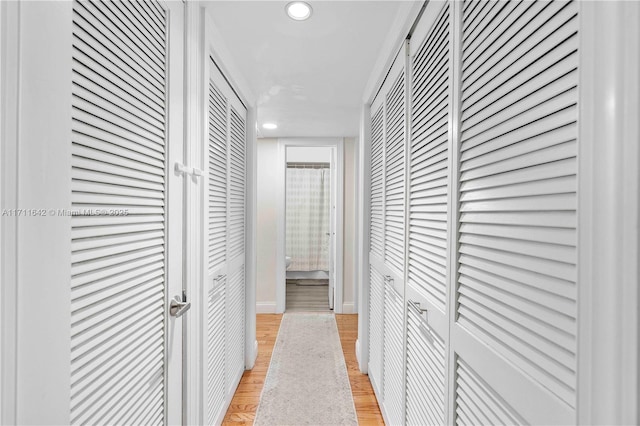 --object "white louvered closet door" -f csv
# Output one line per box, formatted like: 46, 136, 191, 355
70, 0, 184, 424
405, 1, 451, 424
370, 104, 385, 263
368, 102, 385, 399
368, 264, 385, 397
383, 280, 404, 426
205, 58, 247, 424
452, 1, 579, 424
206, 75, 228, 423
226, 105, 247, 395
369, 46, 407, 425
208, 78, 228, 279
207, 279, 226, 425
